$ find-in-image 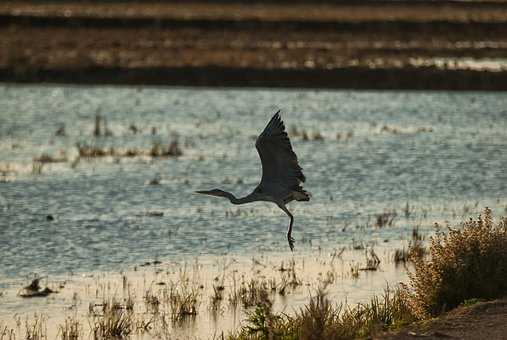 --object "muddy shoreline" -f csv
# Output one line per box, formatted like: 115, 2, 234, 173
2, 1, 507, 90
